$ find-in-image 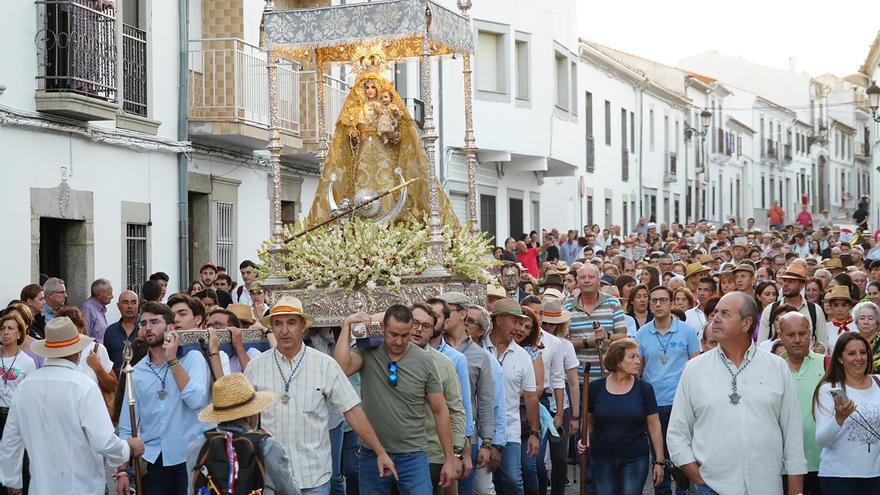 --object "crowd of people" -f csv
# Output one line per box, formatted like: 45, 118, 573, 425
0, 214, 879, 494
